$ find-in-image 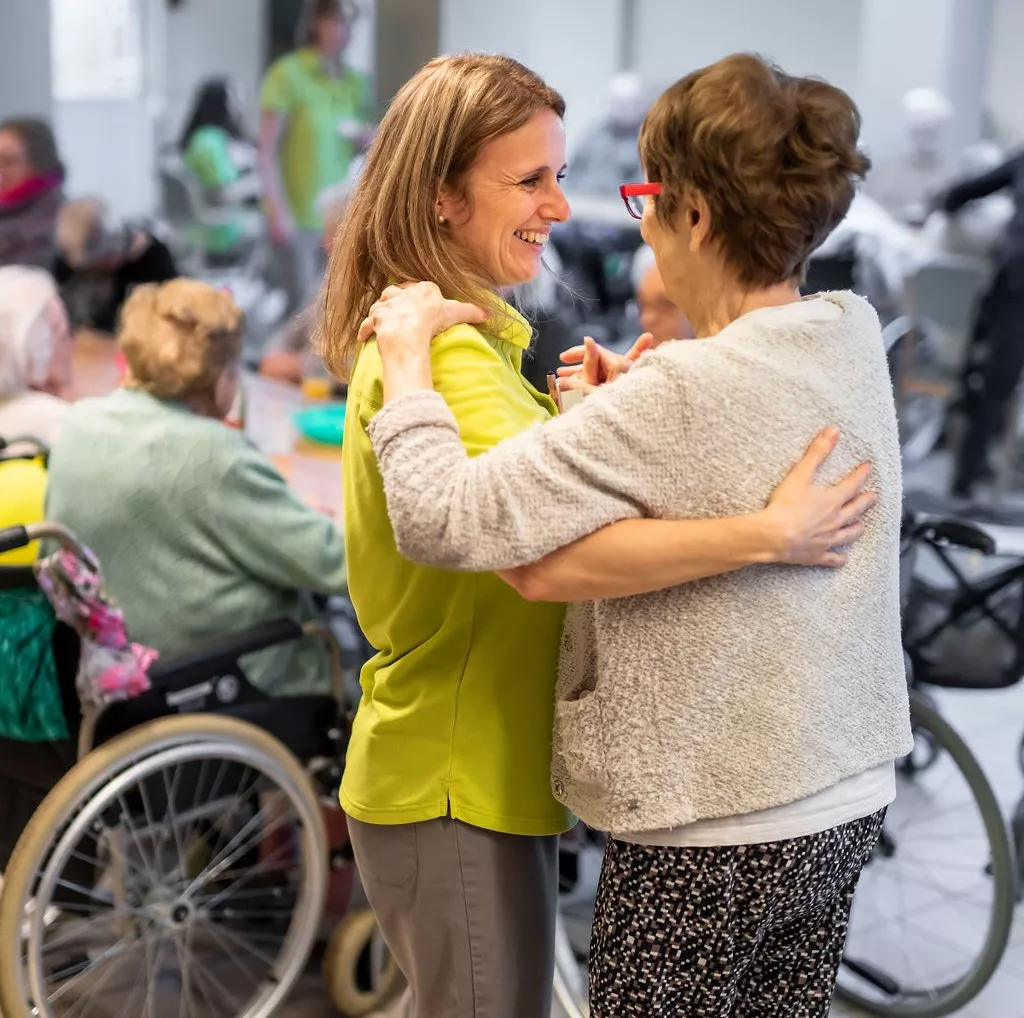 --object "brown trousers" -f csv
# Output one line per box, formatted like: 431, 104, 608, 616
347, 815, 558, 1018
